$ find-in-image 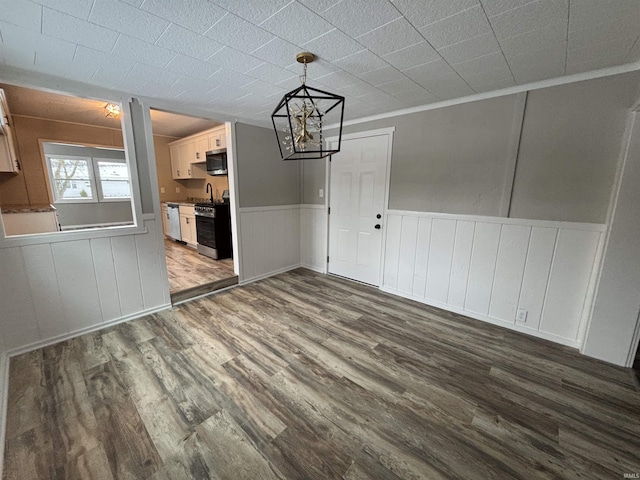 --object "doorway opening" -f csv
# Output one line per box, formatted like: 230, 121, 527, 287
149, 108, 238, 303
